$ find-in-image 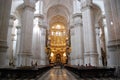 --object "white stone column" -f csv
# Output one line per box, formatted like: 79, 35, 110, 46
70, 28, 74, 65
103, 0, 113, 67
37, 15, 46, 65
110, 0, 120, 40
6, 15, 16, 66
15, 26, 21, 67
109, 0, 120, 67
74, 27, 79, 65
18, 0, 35, 66
104, 0, 120, 67
0, 0, 12, 67
32, 26, 41, 65
81, 0, 98, 66
32, 14, 44, 65
95, 25, 102, 66
70, 27, 77, 65
39, 27, 47, 65
16, 26, 21, 54
12, 32, 17, 65
73, 13, 84, 66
